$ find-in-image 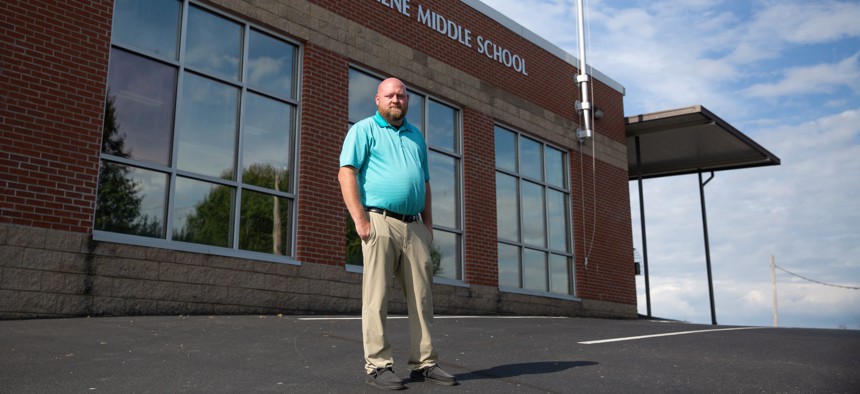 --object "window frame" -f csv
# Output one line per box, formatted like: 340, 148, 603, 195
494, 123, 577, 299
94, 0, 303, 265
